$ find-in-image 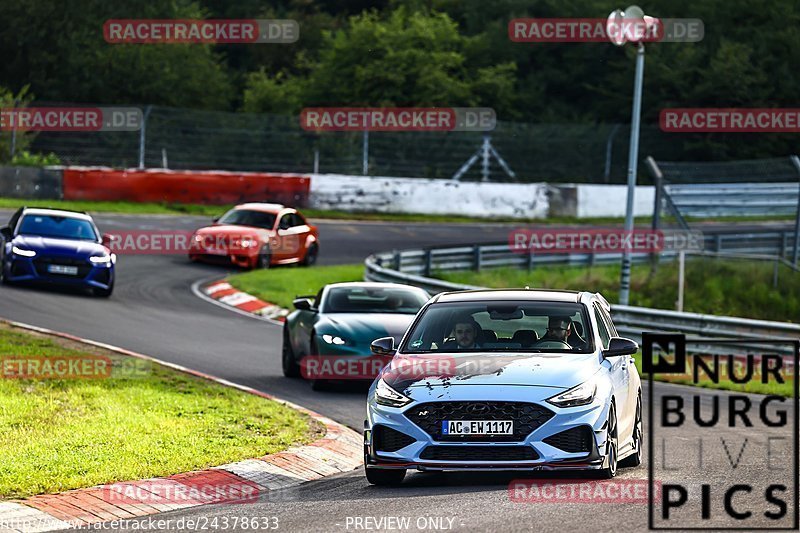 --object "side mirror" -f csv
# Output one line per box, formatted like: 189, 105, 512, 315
0, 226, 11, 240
293, 297, 315, 311
603, 337, 639, 358
212, 216, 220, 223
370, 337, 395, 356
101, 233, 114, 247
